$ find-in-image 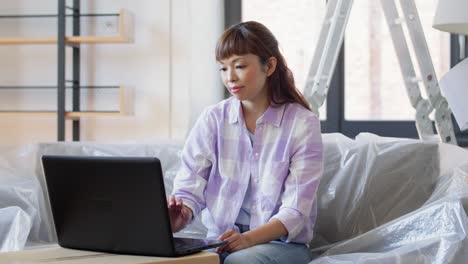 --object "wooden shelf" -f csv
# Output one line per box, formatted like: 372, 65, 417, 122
0, 9, 132, 45
0, 38, 56, 45
0, 86, 126, 118
0, 111, 56, 116
66, 111, 124, 119
0, 111, 125, 118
